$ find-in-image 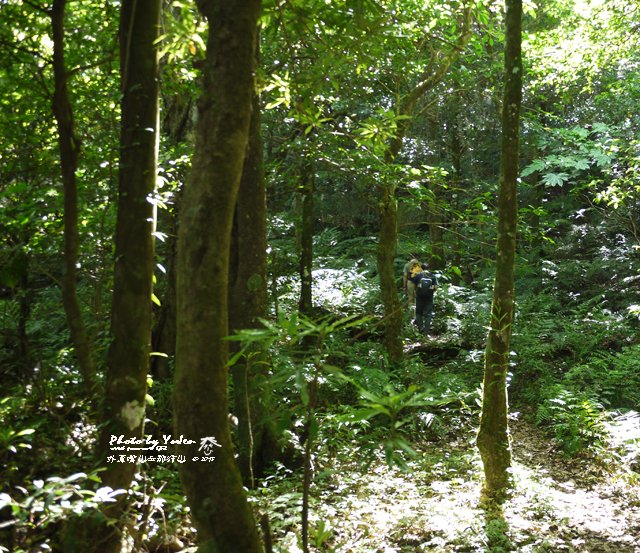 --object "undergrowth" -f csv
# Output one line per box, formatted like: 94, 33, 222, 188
2, 223, 639, 550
